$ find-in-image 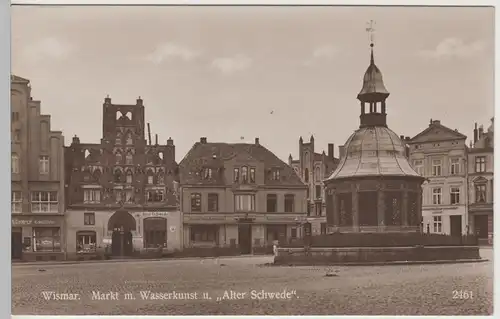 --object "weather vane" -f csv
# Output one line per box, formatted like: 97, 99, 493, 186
365, 20, 376, 46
